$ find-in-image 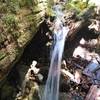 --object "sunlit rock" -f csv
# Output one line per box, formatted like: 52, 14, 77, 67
30, 61, 40, 74
85, 85, 100, 100
80, 38, 86, 45
88, 20, 100, 32
89, 0, 100, 6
